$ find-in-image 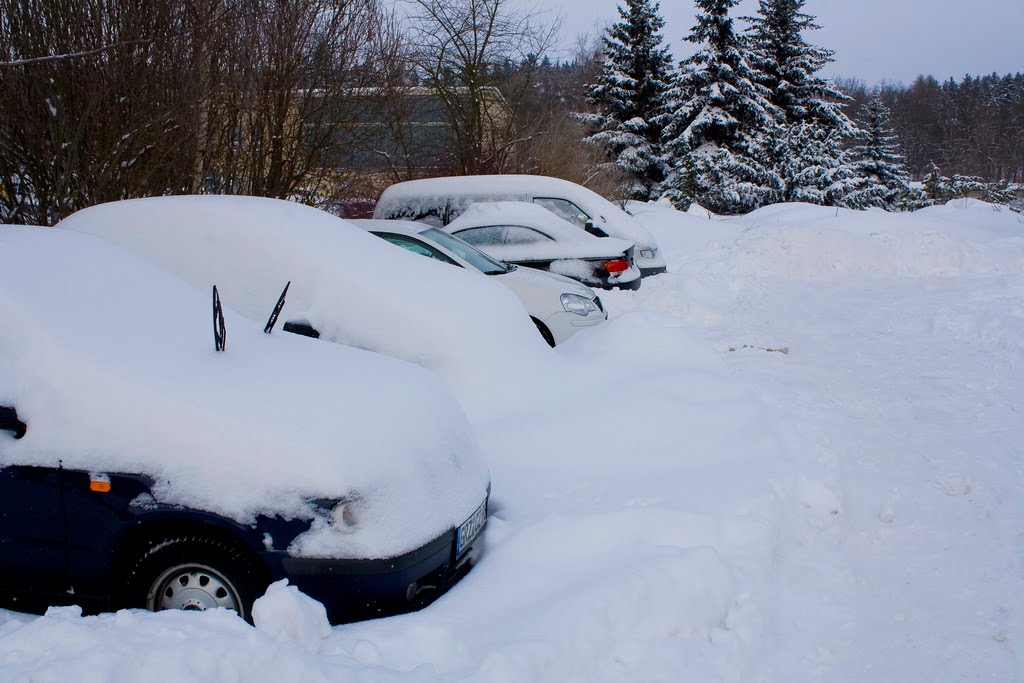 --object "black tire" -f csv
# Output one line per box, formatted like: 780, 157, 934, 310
120, 536, 266, 622
531, 317, 556, 347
